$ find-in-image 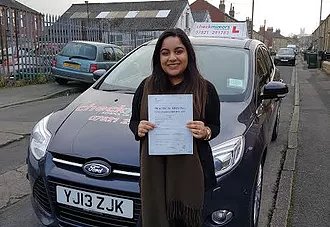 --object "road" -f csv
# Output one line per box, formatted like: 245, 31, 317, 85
0, 65, 295, 227
0, 94, 80, 227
